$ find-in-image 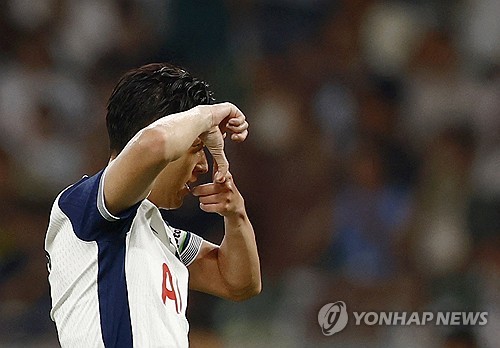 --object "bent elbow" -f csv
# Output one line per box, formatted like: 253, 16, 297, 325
244, 281, 262, 300
136, 126, 171, 164
228, 279, 262, 302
